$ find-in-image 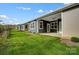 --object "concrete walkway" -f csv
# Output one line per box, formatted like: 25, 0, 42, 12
39, 33, 61, 37
60, 38, 79, 47
40, 33, 79, 47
